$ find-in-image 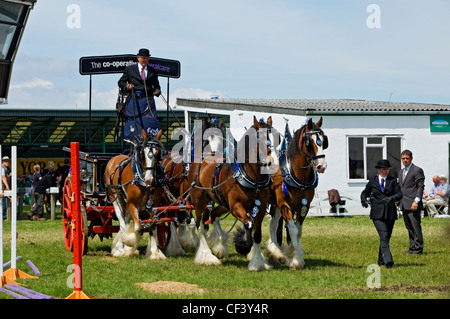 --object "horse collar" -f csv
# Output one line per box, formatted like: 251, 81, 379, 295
279, 153, 318, 190
233, 162, 272, 190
